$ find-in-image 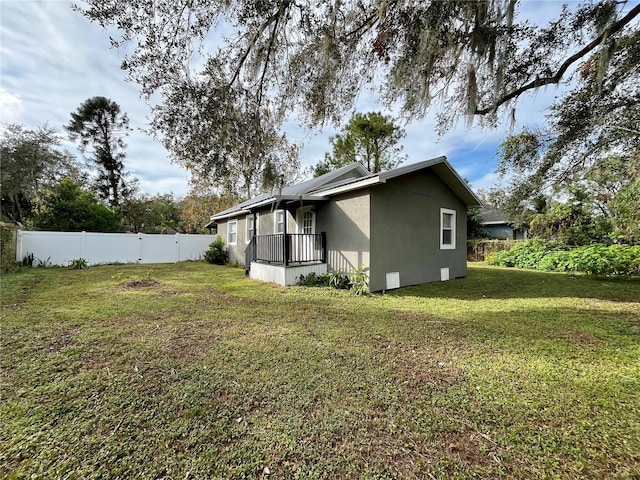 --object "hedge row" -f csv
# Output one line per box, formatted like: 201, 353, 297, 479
487, 239, 640, 276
